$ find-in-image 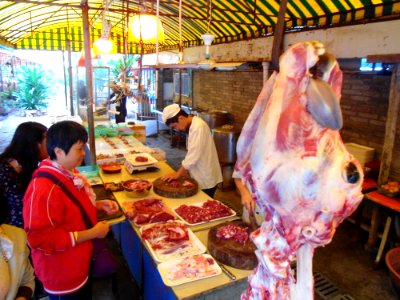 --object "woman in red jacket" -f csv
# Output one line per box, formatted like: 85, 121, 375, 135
23, 121, 118, 299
